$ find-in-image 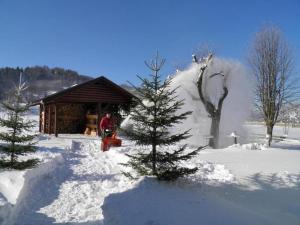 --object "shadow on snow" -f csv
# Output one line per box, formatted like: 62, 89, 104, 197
101, 173, 300, 225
